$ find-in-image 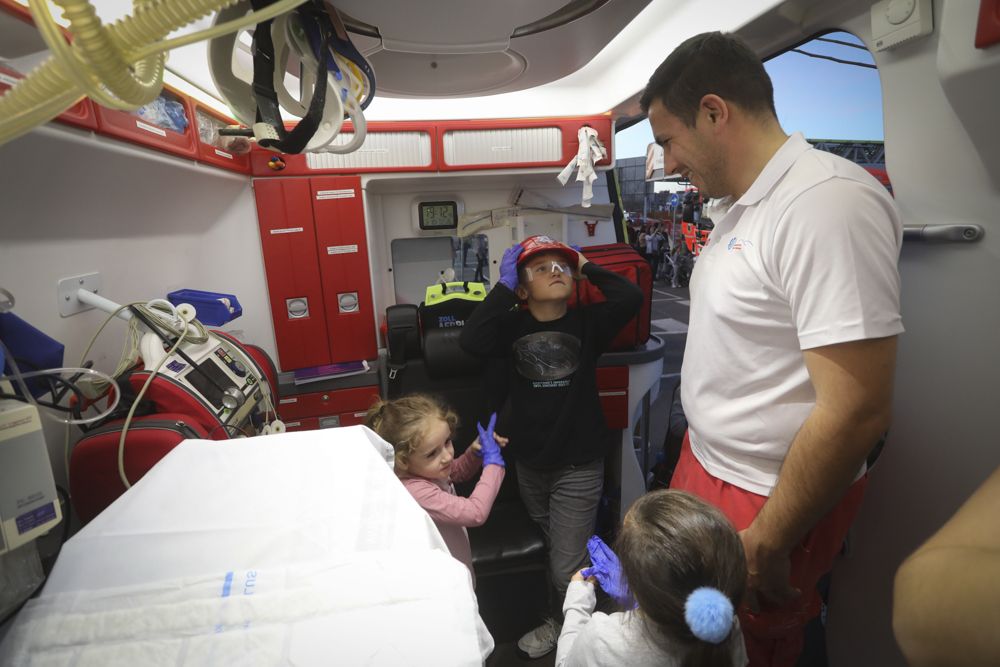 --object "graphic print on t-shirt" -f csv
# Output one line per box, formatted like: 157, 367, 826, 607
512, 331, 580, 387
